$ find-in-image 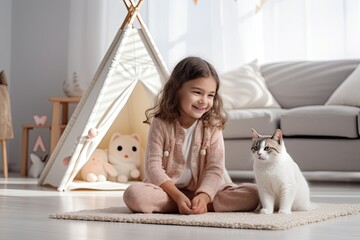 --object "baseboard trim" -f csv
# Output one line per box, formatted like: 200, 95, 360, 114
228, 170, 360, 182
